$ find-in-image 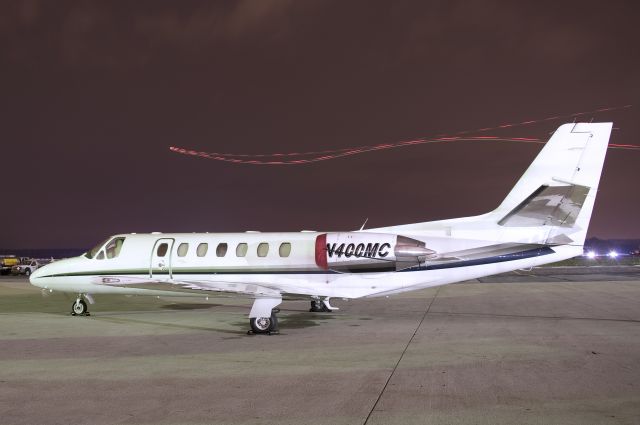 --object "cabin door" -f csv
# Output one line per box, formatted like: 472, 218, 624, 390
150, 238, 175, 279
